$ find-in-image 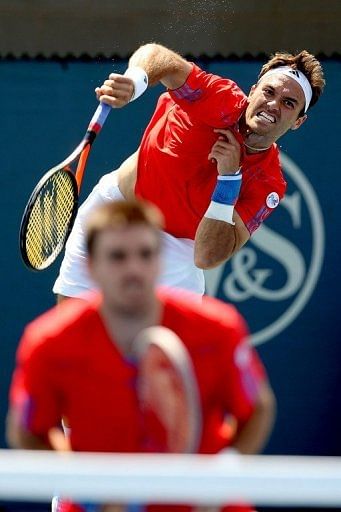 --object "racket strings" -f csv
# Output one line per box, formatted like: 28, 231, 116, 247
25, 171, 77, 269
